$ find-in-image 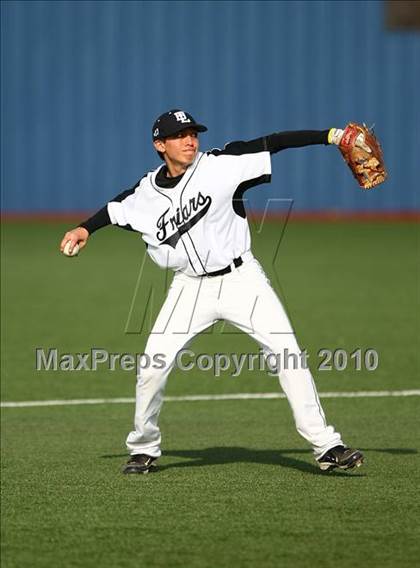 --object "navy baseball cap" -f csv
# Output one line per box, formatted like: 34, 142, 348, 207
152, 109, 207, 140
